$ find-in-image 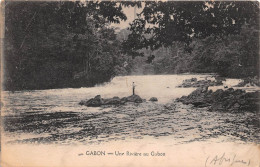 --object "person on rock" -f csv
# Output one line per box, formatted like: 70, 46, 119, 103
132, 82, 136, 95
